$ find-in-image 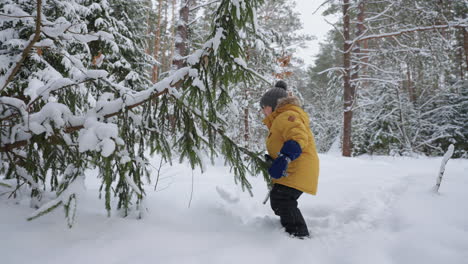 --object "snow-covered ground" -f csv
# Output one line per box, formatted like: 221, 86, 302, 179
1, 154, 467, 264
